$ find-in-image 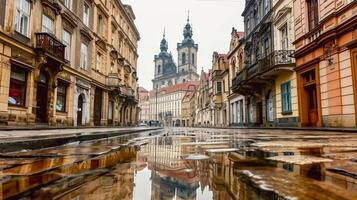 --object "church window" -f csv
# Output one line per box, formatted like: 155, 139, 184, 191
158, 65, 161, 74
182, 53, 186, 64
192, 53, 195, 64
